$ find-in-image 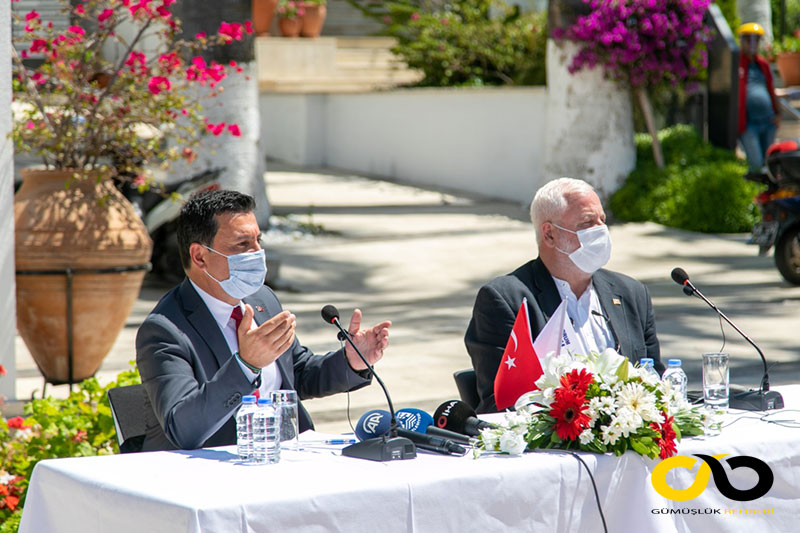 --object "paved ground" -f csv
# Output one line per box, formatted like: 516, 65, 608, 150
11, 165, 800, 432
